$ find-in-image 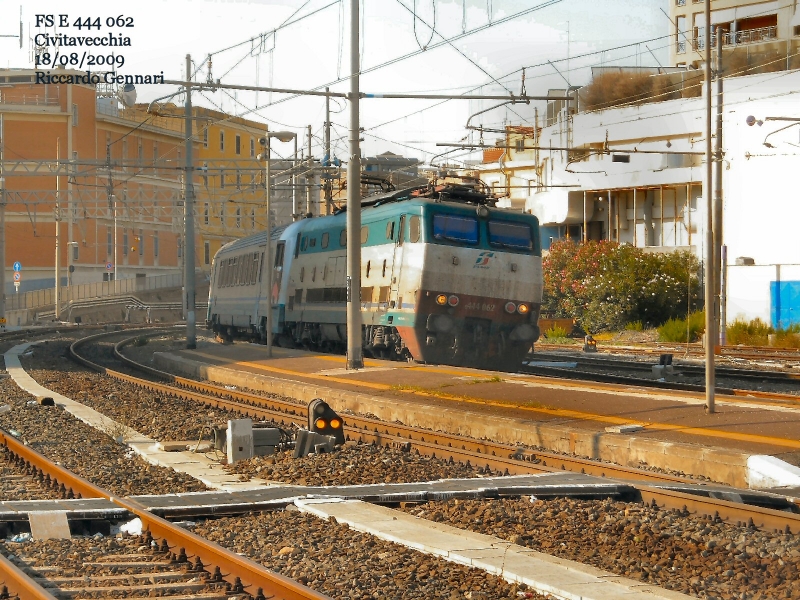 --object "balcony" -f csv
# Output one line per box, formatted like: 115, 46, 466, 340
676, 0, 686, 6
694, 26, 778, 50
